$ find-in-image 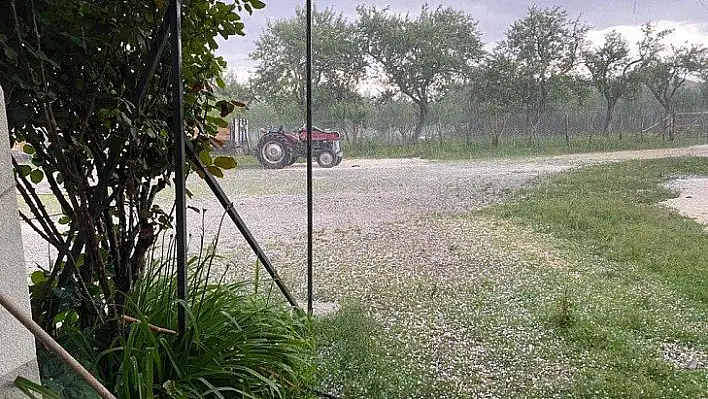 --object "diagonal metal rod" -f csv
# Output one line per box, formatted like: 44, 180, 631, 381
305, 0, 314, 316
169, 0, 188, 334
130, 0, 300, 327
185, 142, 299, 308
135, 1, 172, 103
